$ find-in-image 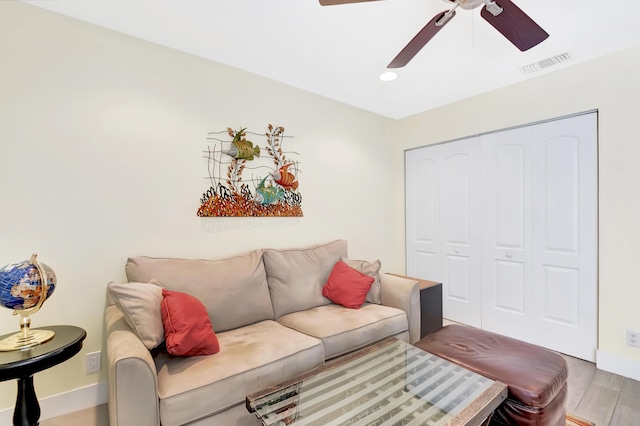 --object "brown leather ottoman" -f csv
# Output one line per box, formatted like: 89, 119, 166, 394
414, 325, 568, 426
